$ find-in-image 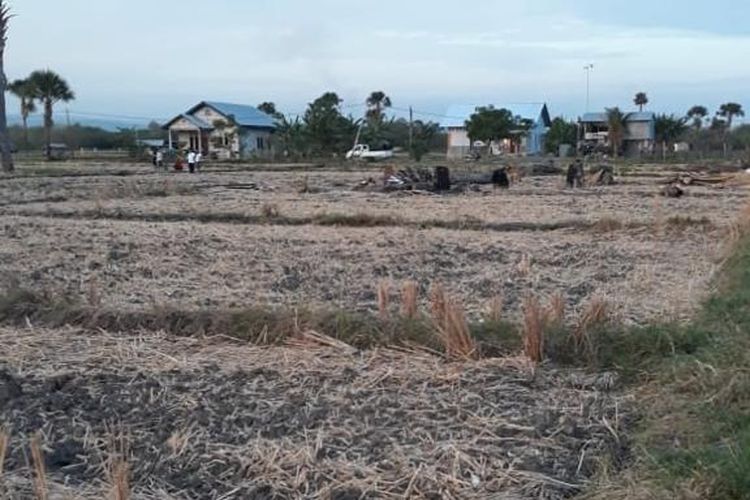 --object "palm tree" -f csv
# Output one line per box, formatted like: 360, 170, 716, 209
687, 105, 708, 129
655, 114, 688, 159
717, 103, 744, 157
0, 1, 14, 172
8, 78, 36, 146
365, 91, 392, 123
606, 107, 627, 157
365, 91, 392, 145
634, 92, 649, 112
718, 102, 744, 129
27, 69, 75, 160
